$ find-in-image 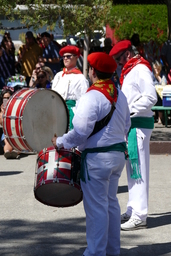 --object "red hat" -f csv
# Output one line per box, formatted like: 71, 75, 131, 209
109, 40, 132, 56
87, 52, 117, 73
59, 45, 80, 57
